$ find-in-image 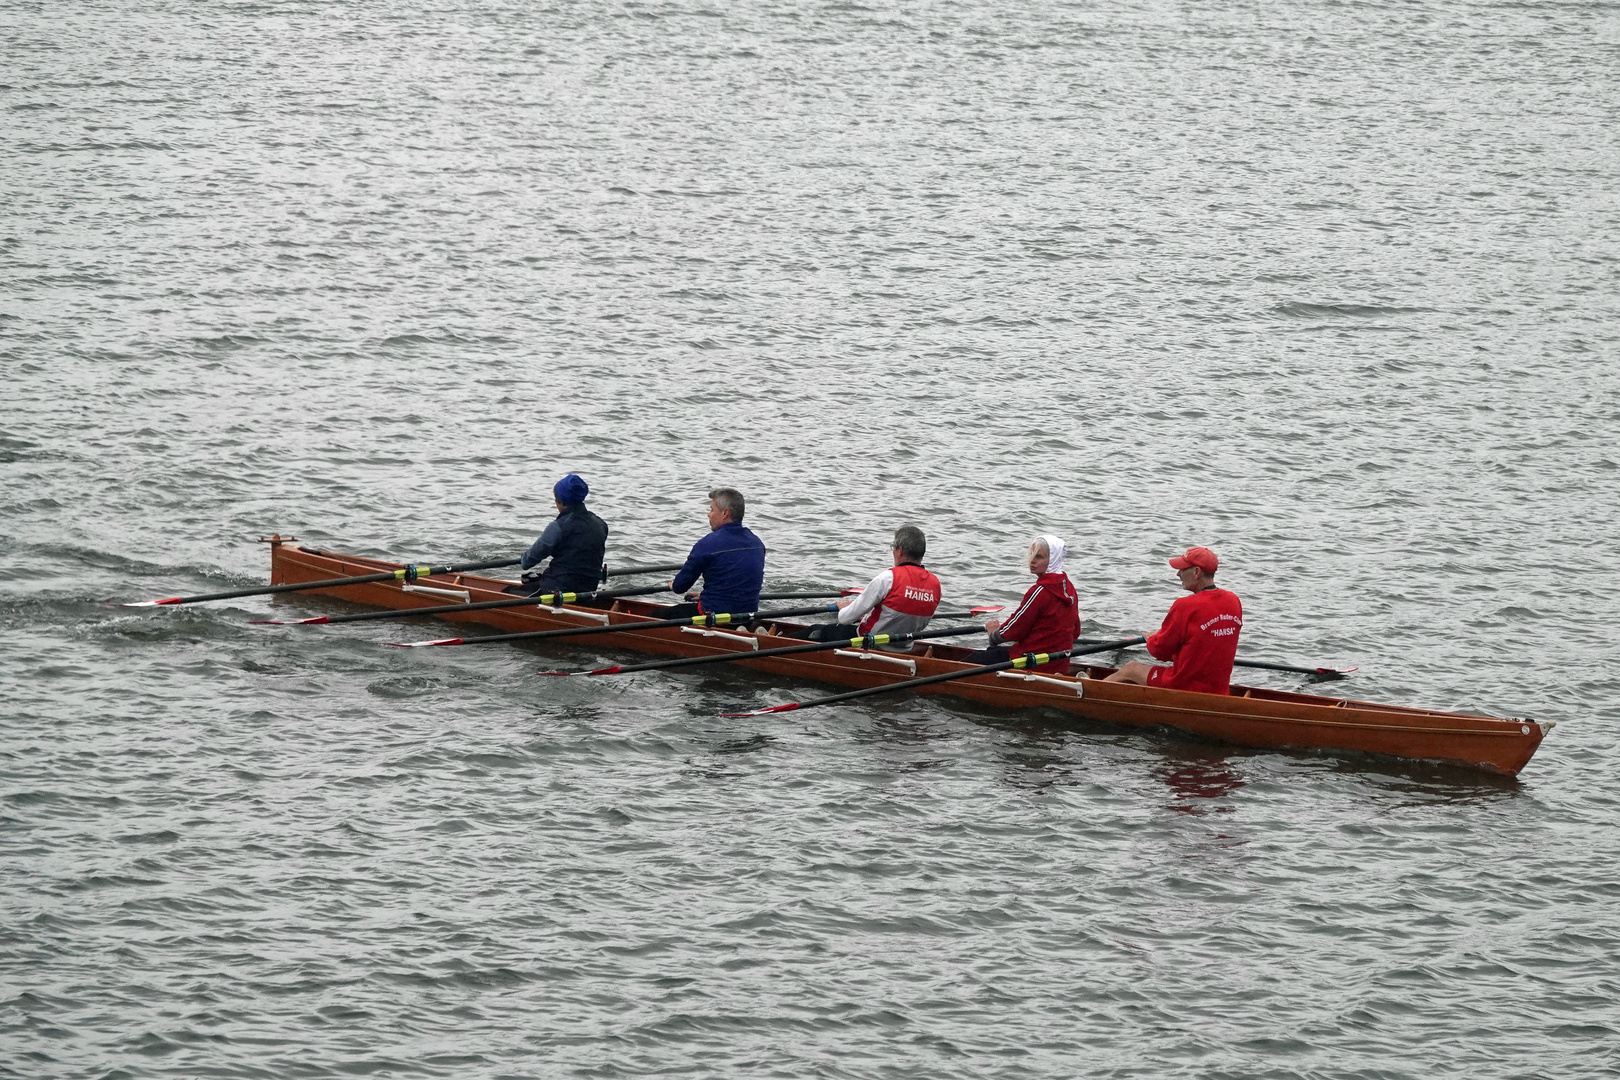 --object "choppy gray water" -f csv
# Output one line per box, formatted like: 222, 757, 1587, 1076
4, 1, 1620, 1076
